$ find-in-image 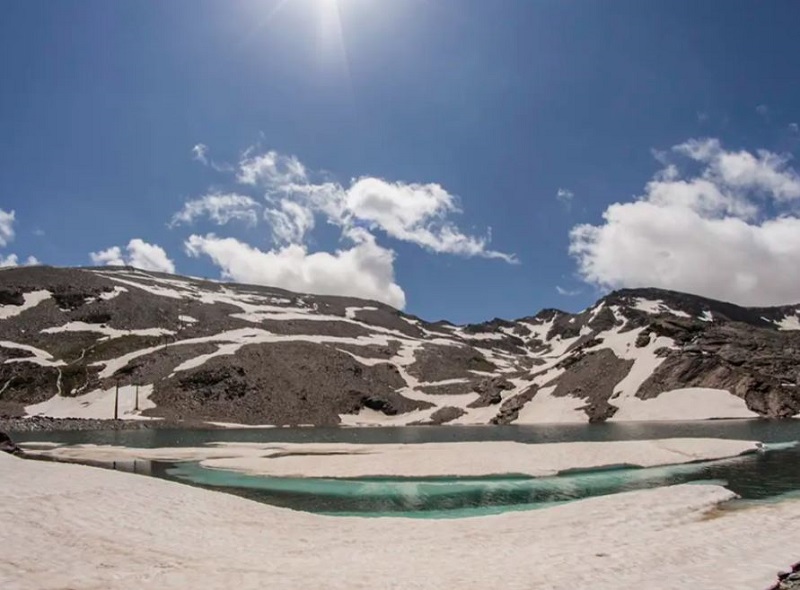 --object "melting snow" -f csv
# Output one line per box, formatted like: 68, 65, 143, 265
0, 341, 65, 368
0, 290, 51, 320
774, 313, 800, 331
4, 450, 800, 590
632, 298, 691, 318
611, 388, 760, 421
514, 385, 587, 424
25, 384, 156, 420
41, 321, 175, 339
